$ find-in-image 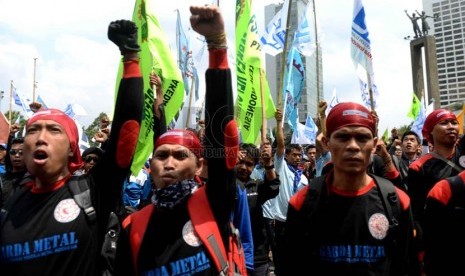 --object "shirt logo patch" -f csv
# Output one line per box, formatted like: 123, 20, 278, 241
459, 156, 465, 168
182, 220, 202, 247
54, 199, 81, 223
368, 213, 389, 240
